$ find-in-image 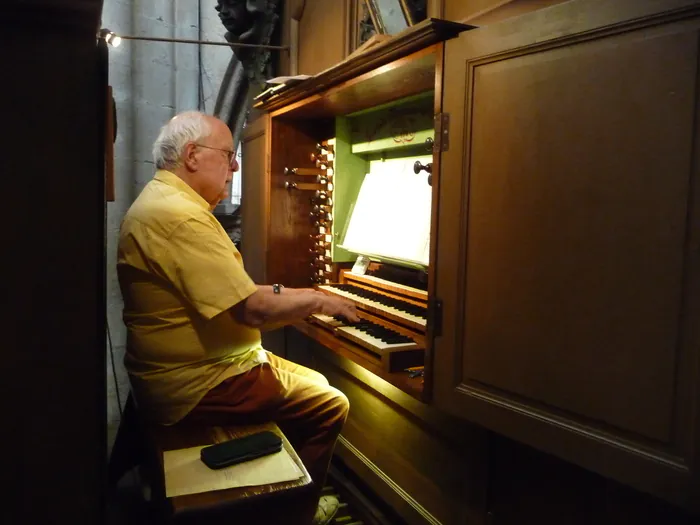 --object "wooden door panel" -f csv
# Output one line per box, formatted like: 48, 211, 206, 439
297, 0, 350, 75
464, 26, 694, 443
434, 0, 700, 511
240, 115, 270, 284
